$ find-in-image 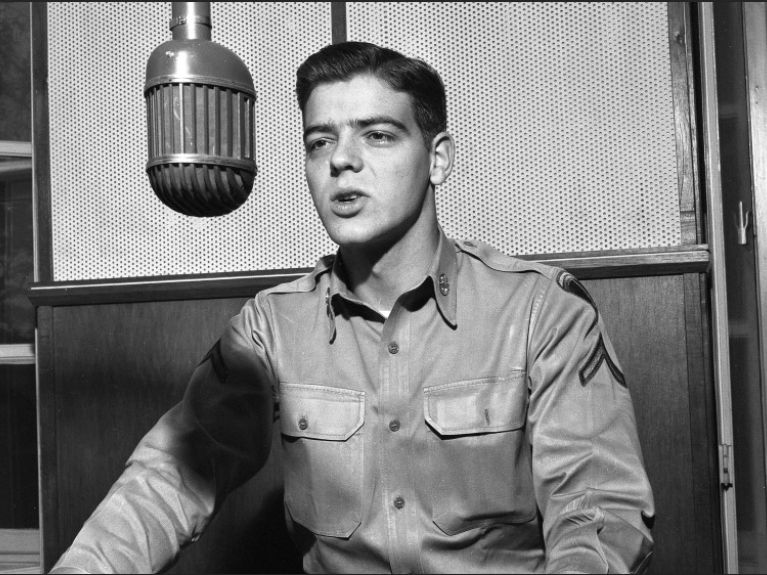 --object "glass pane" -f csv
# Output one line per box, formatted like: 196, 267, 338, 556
715, 3, 767, 573
0, 364, 37, 528
0, 171, 34, 344
0, 3, 31, 142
